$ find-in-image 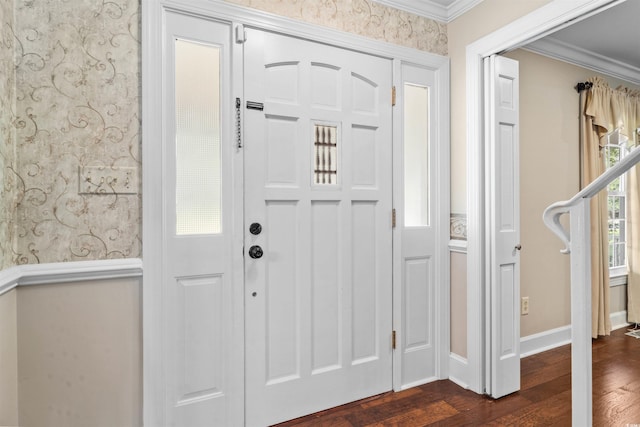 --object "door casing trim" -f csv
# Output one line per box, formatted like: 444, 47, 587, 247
464, 0, 626, 394
143, 1, 450, 424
